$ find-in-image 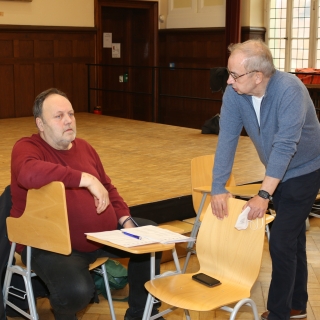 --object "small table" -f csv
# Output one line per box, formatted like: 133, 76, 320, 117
86, 225, 184, 320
